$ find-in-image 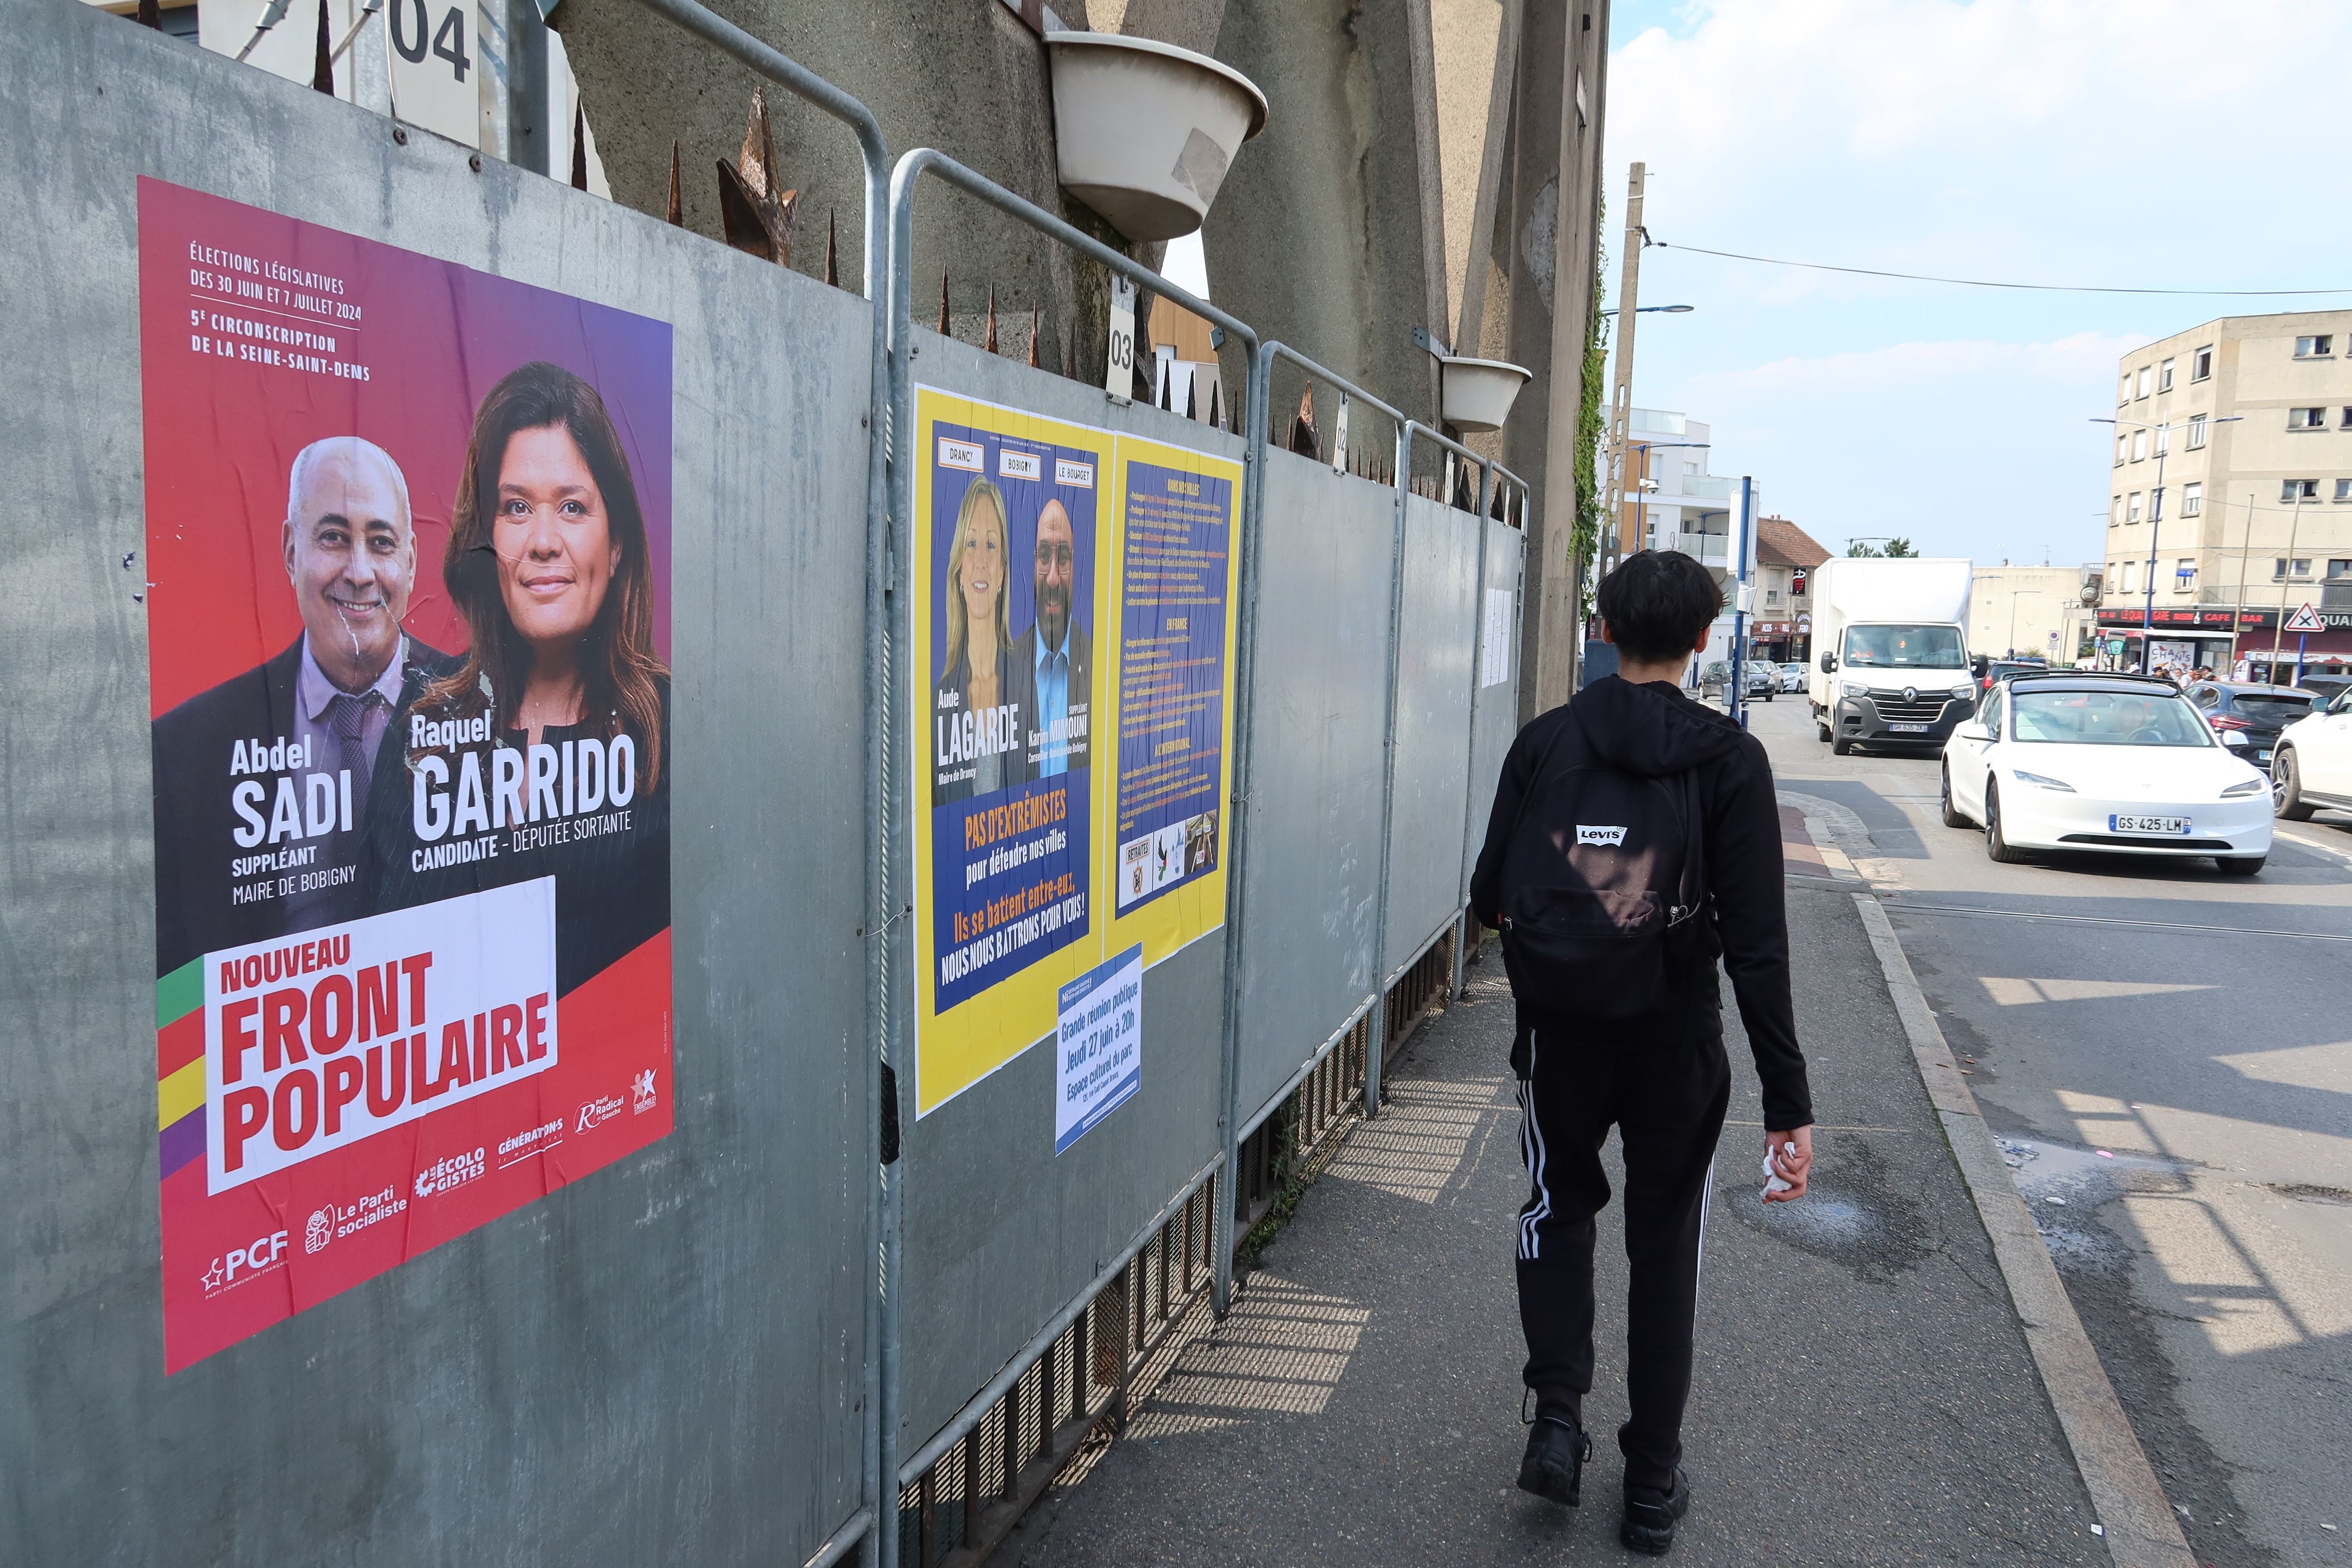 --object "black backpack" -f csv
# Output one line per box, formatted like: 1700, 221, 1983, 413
1494, 726, 1707, 1024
